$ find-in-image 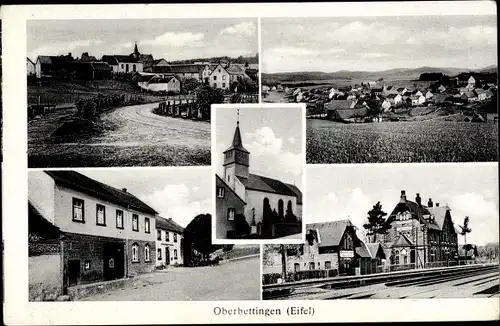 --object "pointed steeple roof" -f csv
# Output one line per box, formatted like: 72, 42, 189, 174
133, 42, 139, 55
224, 112, 249, 154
